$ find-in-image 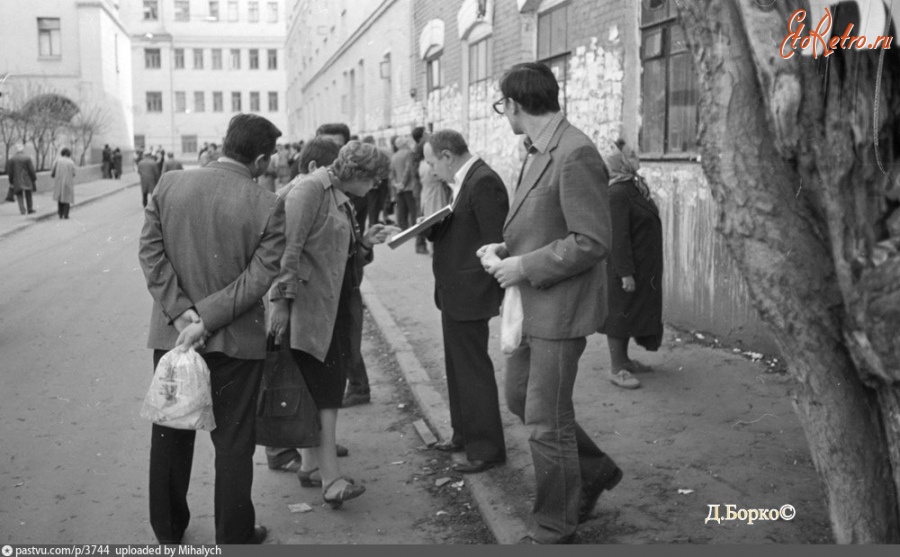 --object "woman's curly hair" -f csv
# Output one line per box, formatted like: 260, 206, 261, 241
331, 140, 390, 183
